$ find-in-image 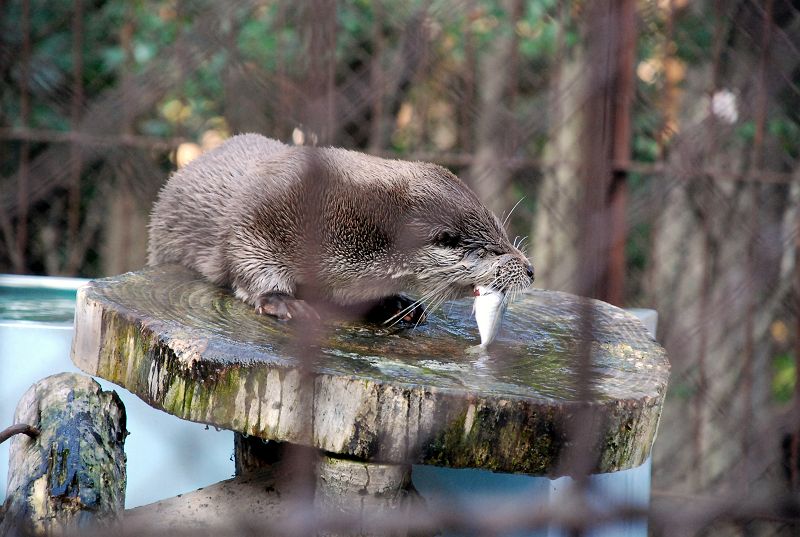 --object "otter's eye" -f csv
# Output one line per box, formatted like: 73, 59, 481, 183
433, 230, 461, 248
477, 246, 502, 258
